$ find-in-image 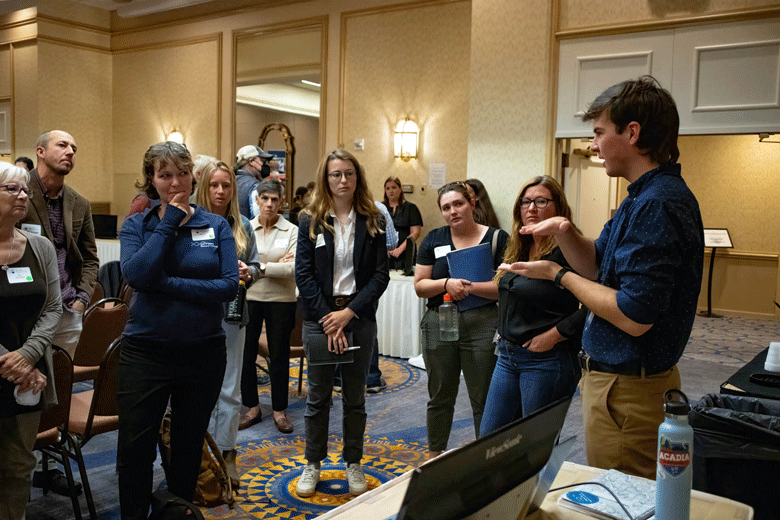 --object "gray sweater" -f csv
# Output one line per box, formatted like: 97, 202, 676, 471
1, 229, 63, 406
